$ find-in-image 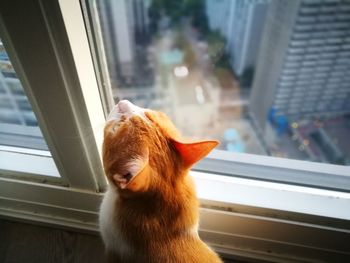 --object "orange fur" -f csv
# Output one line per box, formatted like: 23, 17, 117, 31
100, 103, 222, 263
